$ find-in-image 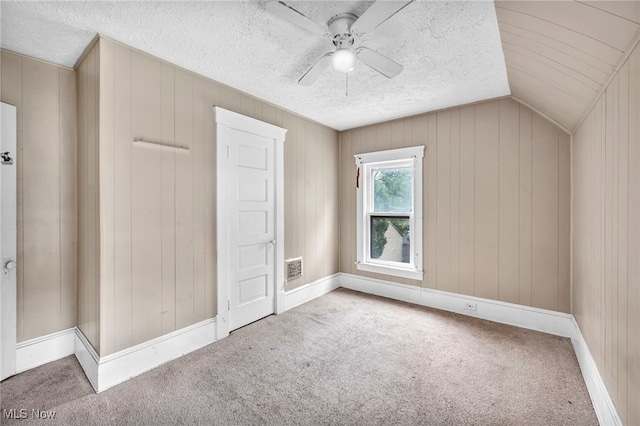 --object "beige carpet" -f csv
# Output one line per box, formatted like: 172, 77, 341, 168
0, 288, 597, 425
